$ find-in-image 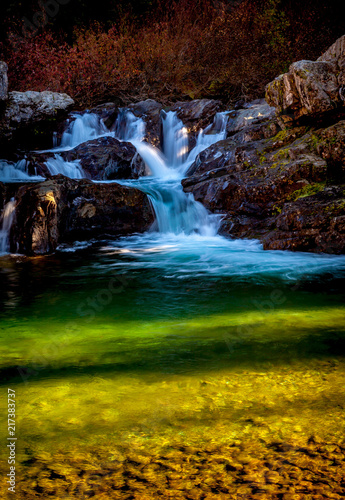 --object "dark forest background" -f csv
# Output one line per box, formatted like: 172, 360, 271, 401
0, 0, 344, 107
